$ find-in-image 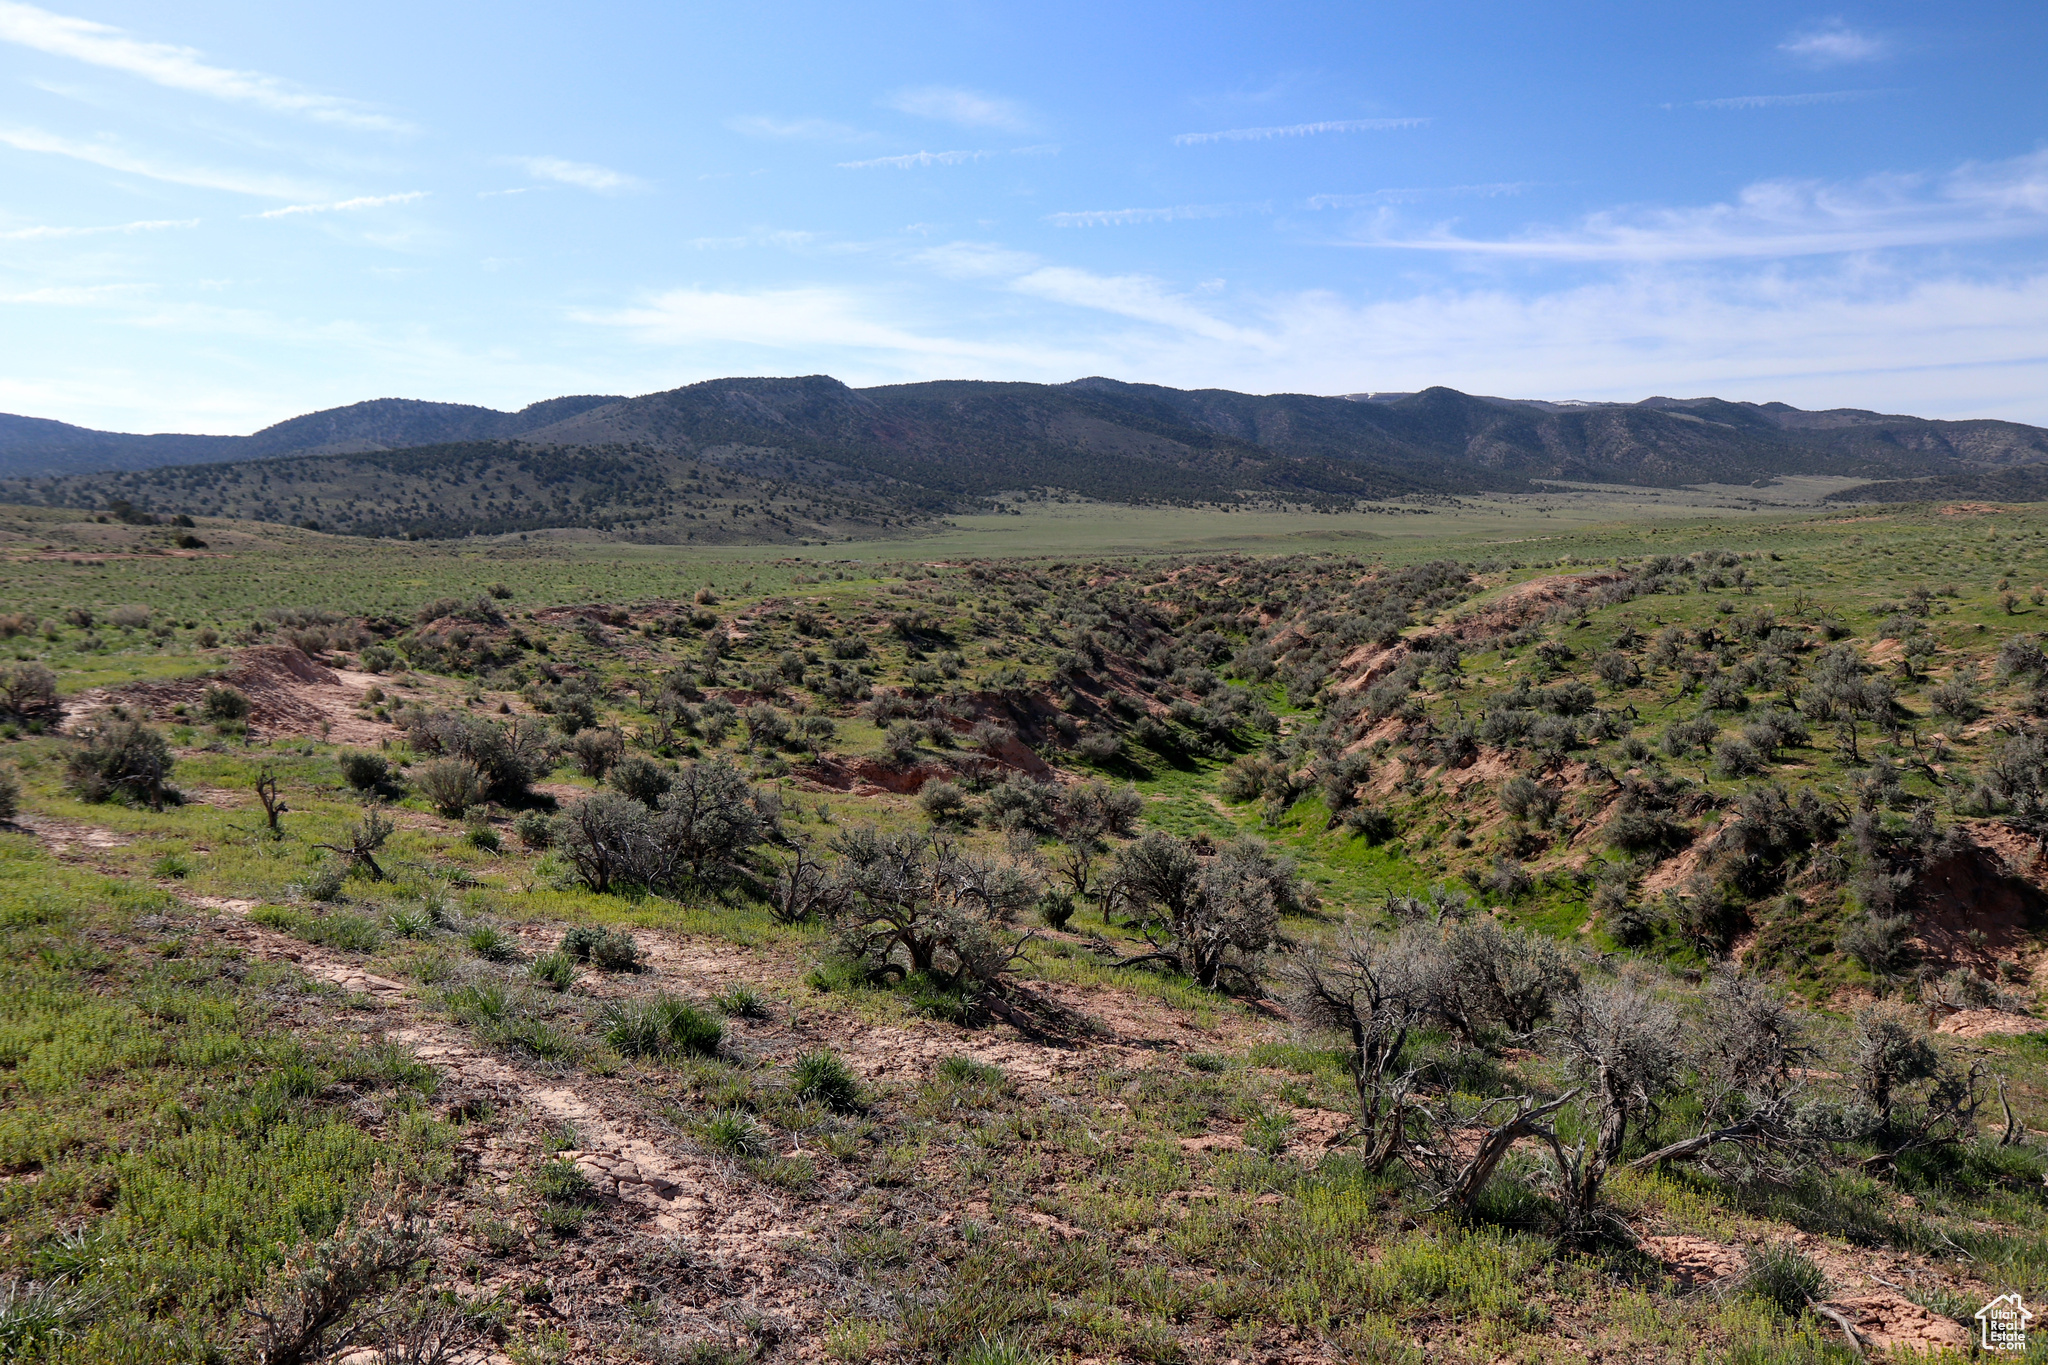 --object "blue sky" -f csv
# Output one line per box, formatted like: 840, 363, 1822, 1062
2, 1, 2046, 433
